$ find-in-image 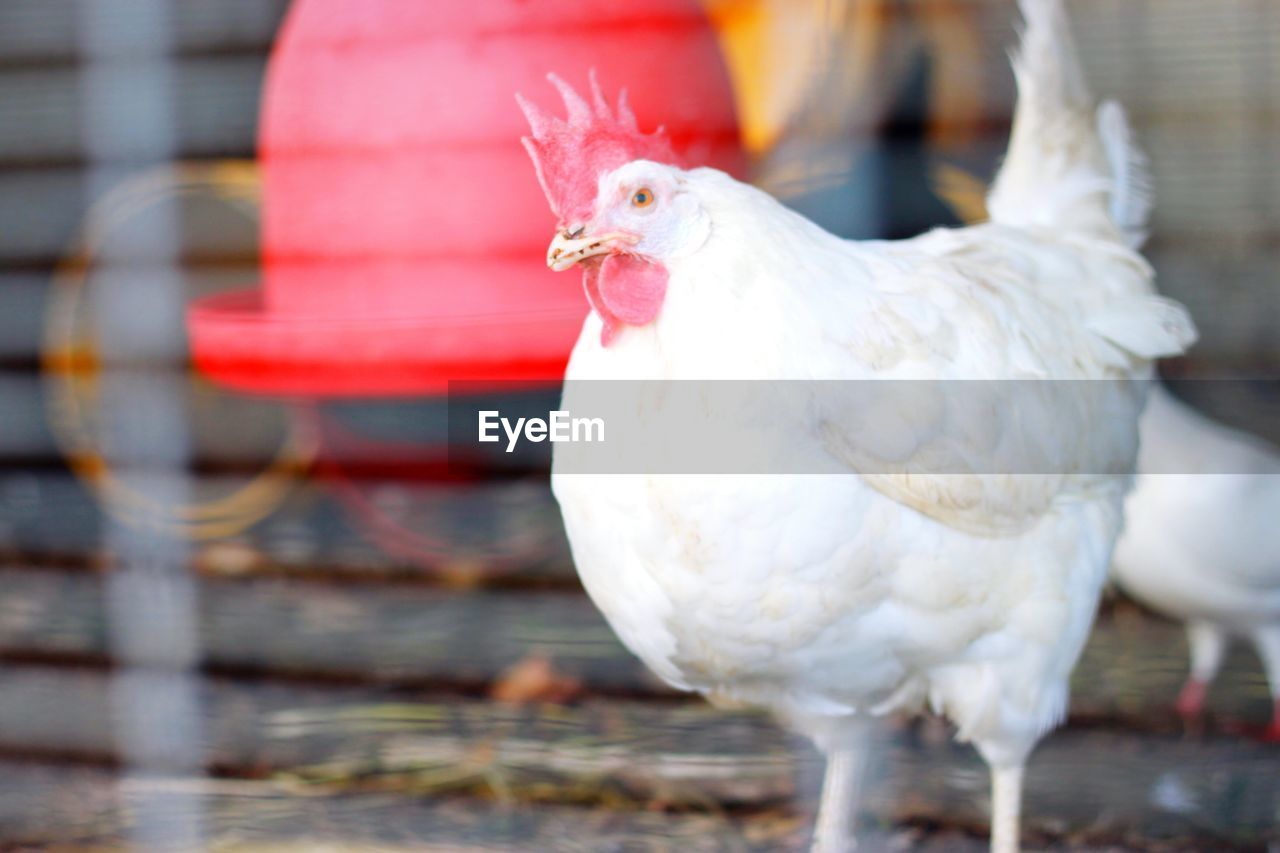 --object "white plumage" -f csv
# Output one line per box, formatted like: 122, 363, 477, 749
529, 1, 1197, 849
1112, 386, 1280, 740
